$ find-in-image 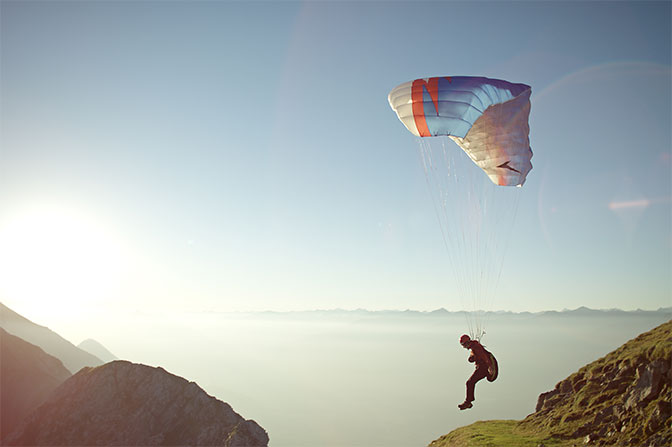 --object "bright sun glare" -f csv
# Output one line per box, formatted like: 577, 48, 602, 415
0, 205, 127, 320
